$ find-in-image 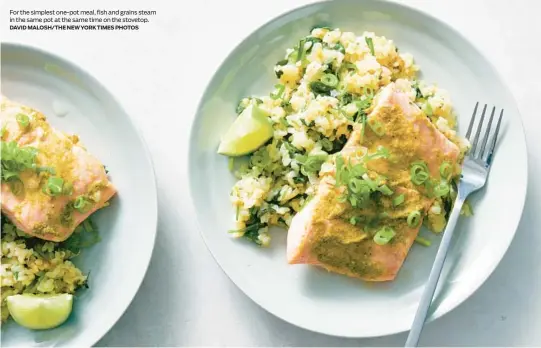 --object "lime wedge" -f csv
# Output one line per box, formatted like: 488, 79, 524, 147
7, 294, 73, 330
217, 104, 273, 156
